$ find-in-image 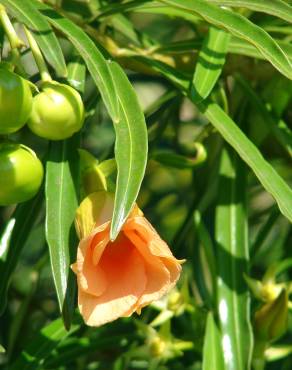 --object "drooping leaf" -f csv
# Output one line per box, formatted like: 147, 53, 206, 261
108, 61, 148, 240
134, 57, 292, 223
1, 0, 67, 76
207, 0, 292, 24
159, 0, 292, 80
200, 101, 292, 223
44, 59, 86, 329
45, 137, 80, 329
